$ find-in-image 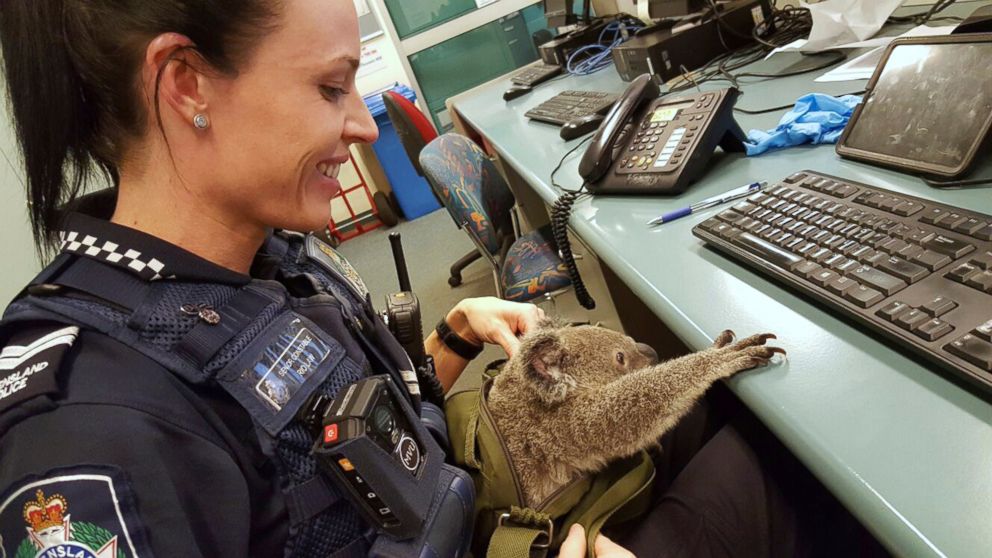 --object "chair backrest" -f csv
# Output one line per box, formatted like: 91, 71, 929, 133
419, 133, 515, 256
382, 90, 437, 176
